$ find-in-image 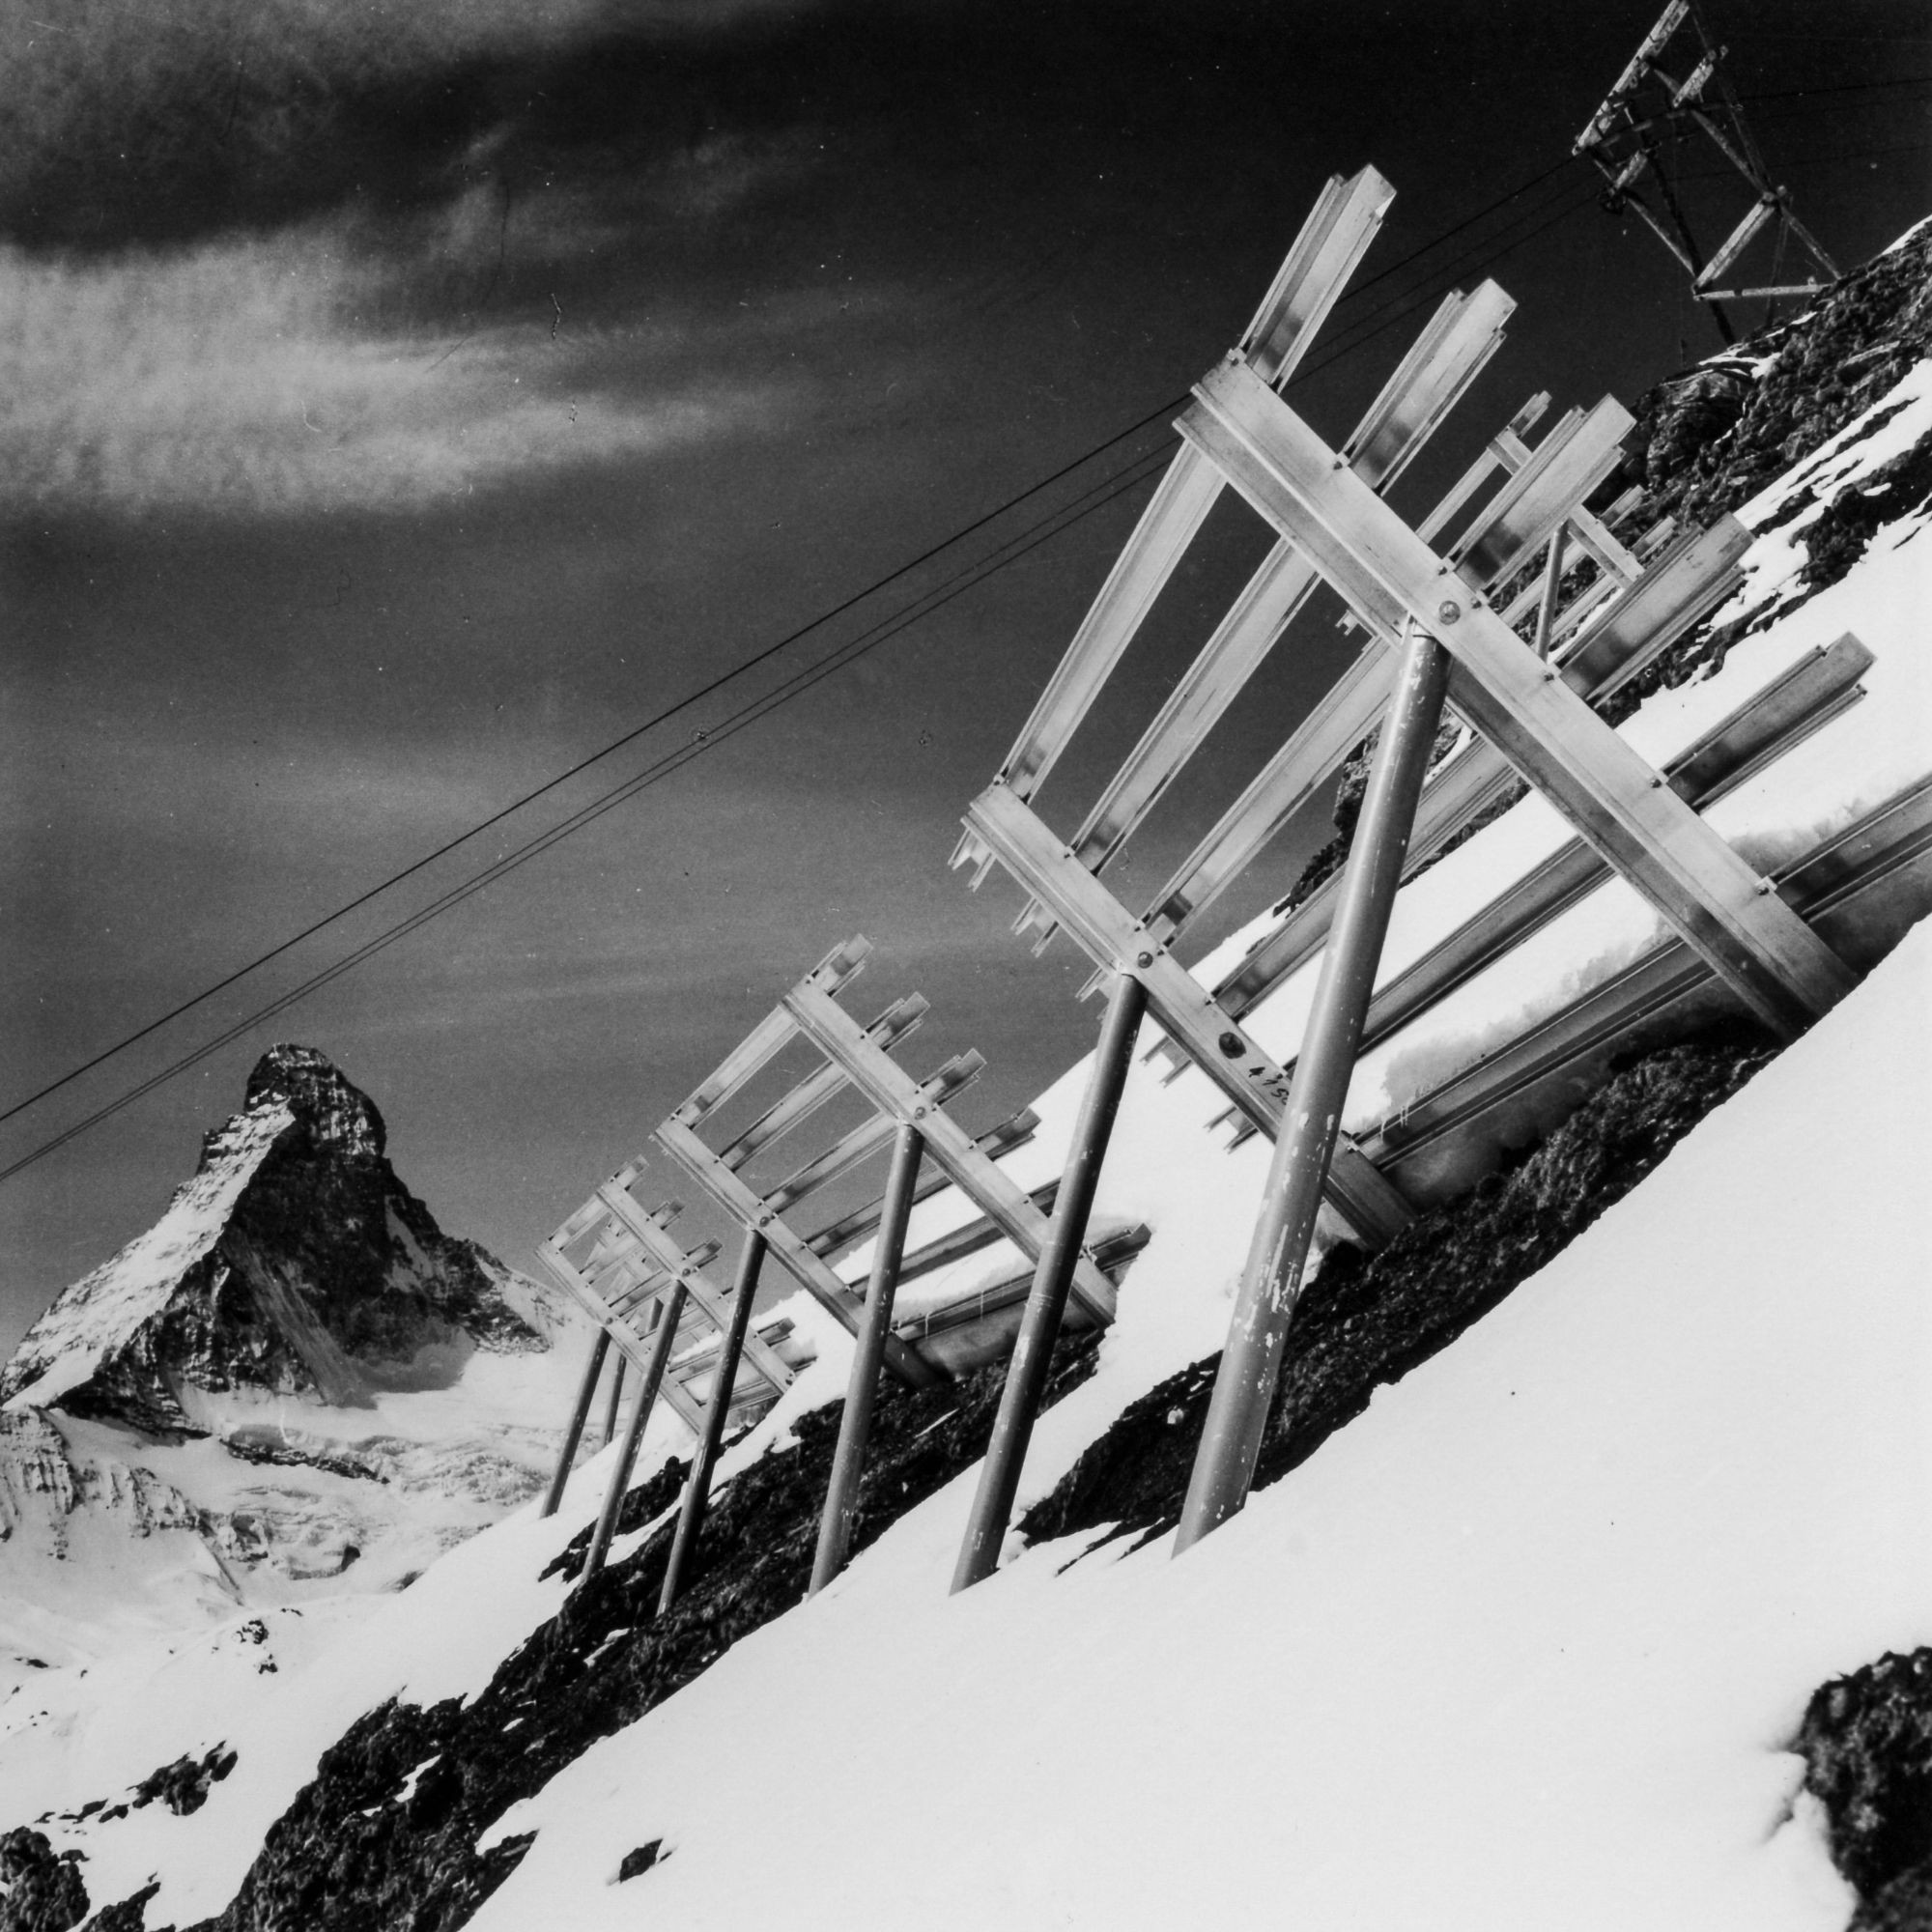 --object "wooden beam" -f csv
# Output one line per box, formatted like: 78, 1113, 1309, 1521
652, 1114, 944, 1390
1044, 282, 1513, 908
760, 1053, 981, 1215
1693, 193, 1776, 292
1178, 357, 1854, 1037
1240, 166, 1395, 384
781, 973, 1125, 1320
961, 781, 1412, 1248
719, 994, 928, 1172
807, 1110, 1039, 1263
592, 1180, 796, 1399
